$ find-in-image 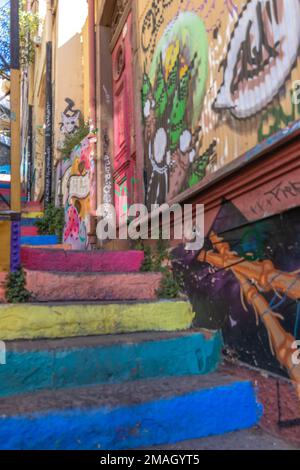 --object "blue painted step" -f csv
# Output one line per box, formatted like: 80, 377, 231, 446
0, 374, 262, 450
0, 331, 223, 398
21, 235, 58, 246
